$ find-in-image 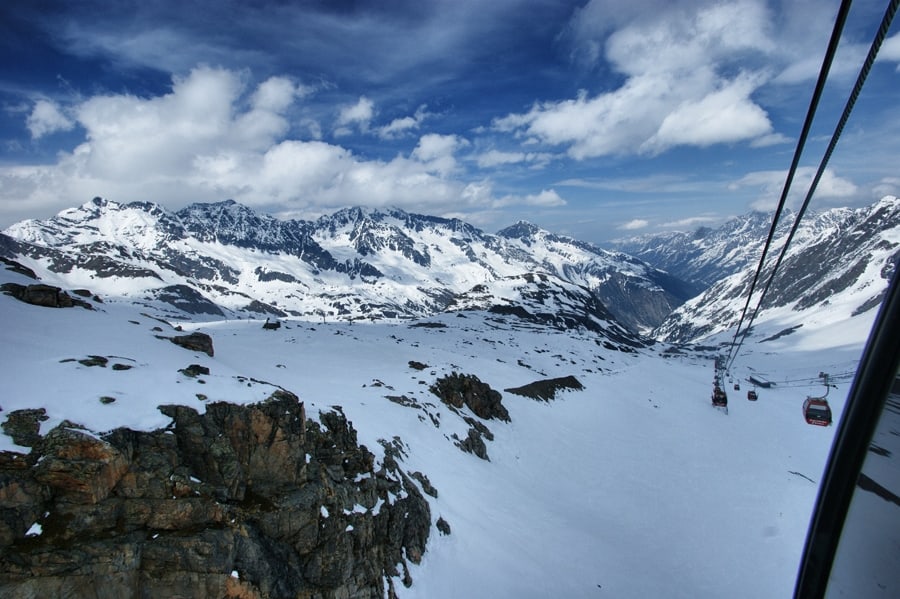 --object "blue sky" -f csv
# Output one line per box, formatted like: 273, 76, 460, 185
1, 0, 898, 243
